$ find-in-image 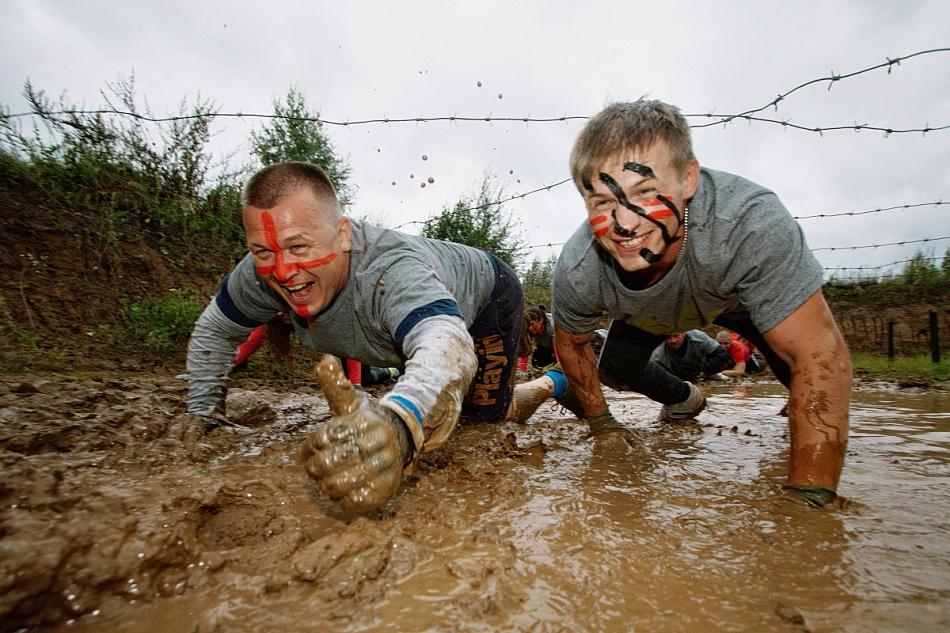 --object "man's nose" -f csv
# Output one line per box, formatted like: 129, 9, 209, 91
612, 206, 643, 237
273, 254, 300, 283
